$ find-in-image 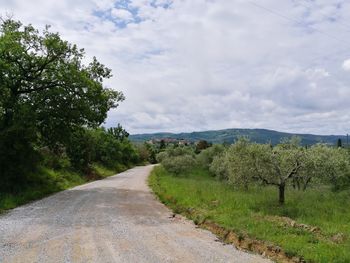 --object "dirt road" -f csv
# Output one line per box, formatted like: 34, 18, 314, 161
0, 165, 271, 263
